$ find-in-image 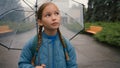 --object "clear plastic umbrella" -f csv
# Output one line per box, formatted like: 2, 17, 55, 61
0, 0, 84, 50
